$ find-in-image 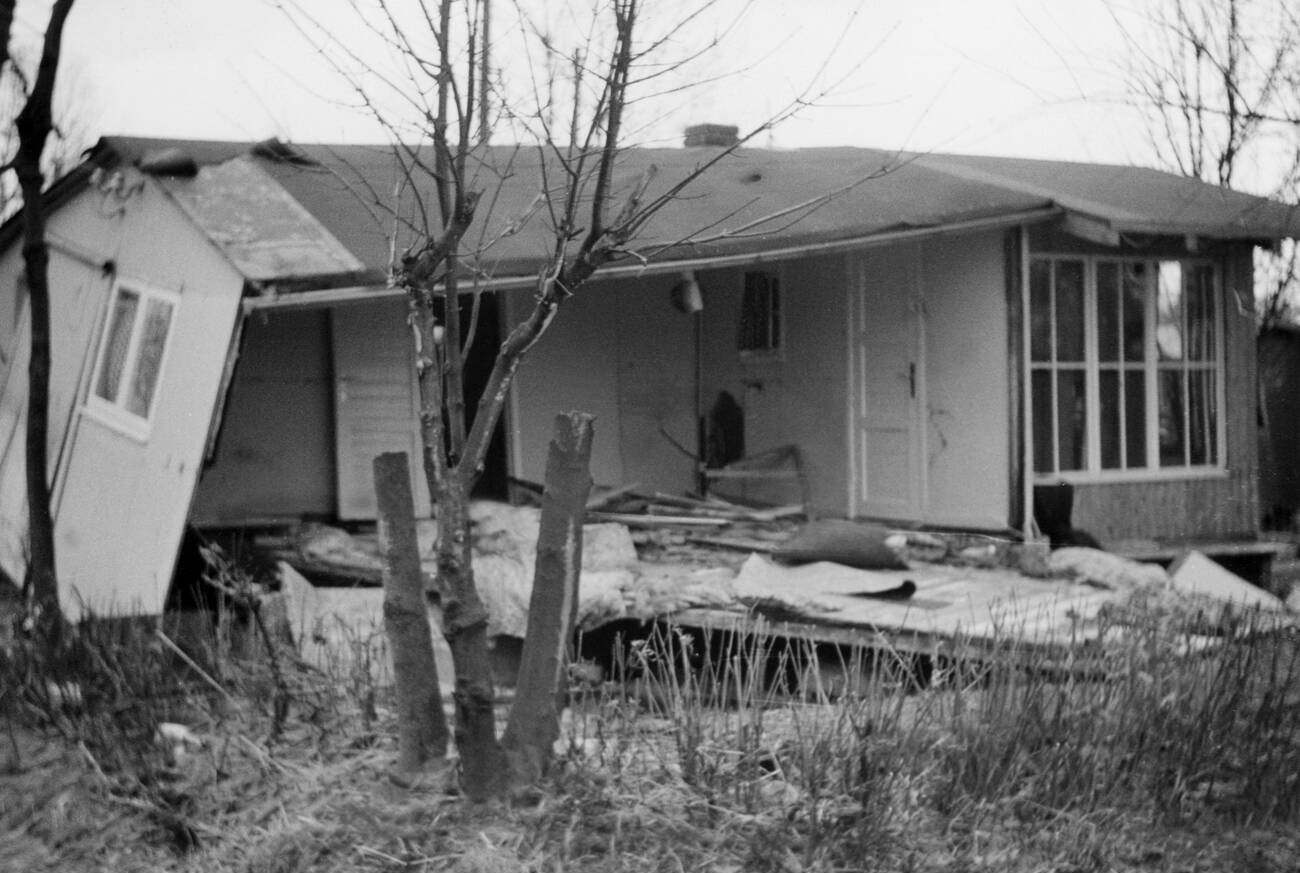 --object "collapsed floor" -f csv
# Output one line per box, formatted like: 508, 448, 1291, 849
225, 490, 1297, 693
